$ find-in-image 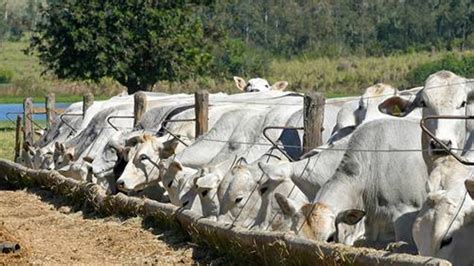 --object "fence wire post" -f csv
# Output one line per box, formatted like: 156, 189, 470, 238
303, 91, 325, 154
23, 97, 33, 145
46, 93, 56, 127
83, 92, 94, 118
14, 115, 22, 161
195, 90, 209, 137
134, 92, 148, 128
